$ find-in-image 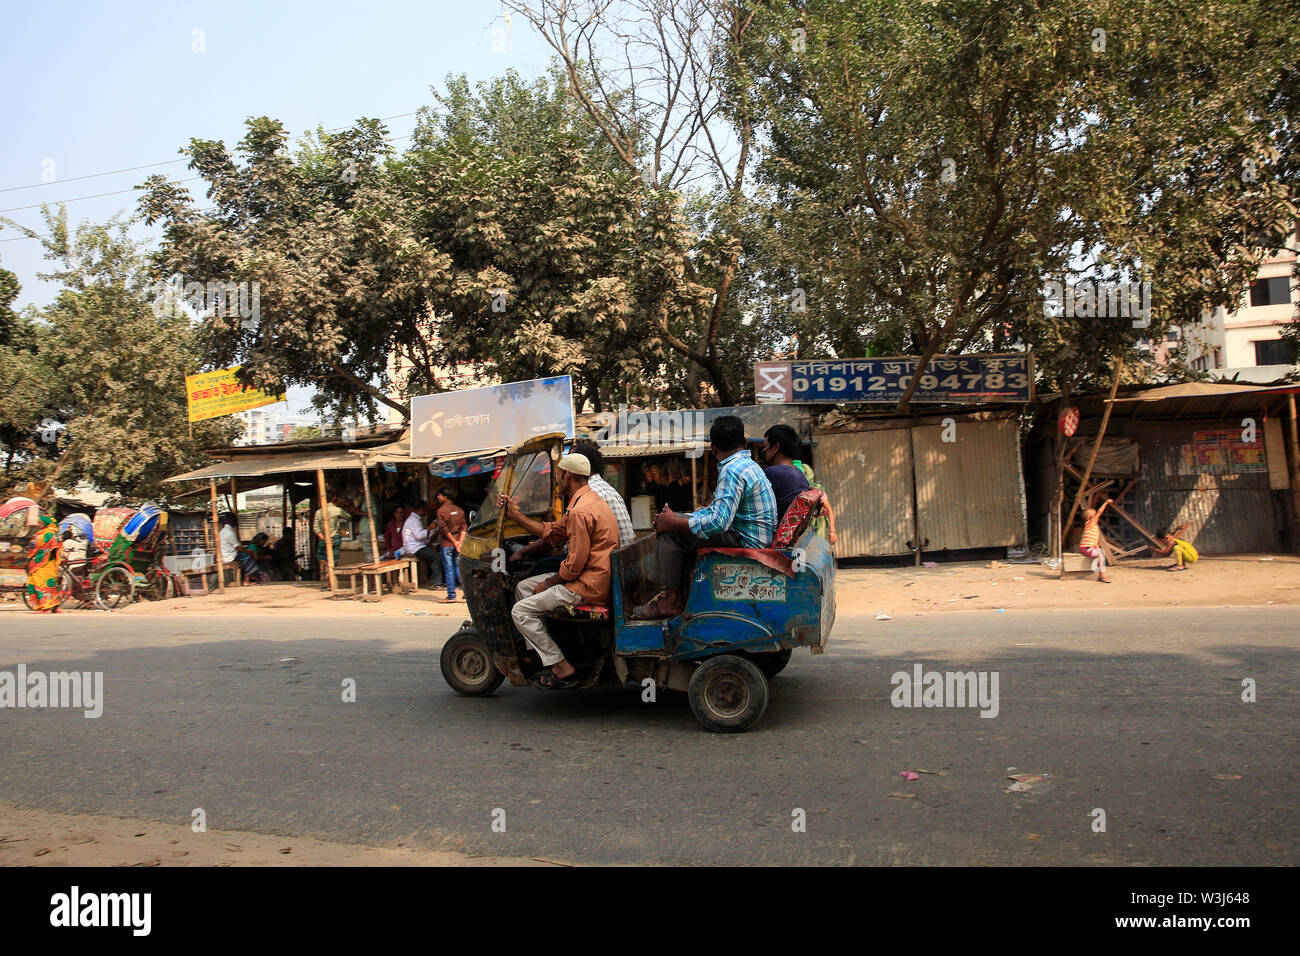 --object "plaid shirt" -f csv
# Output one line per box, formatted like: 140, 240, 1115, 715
688, 450, 777, 548
589, 474, 636, 548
